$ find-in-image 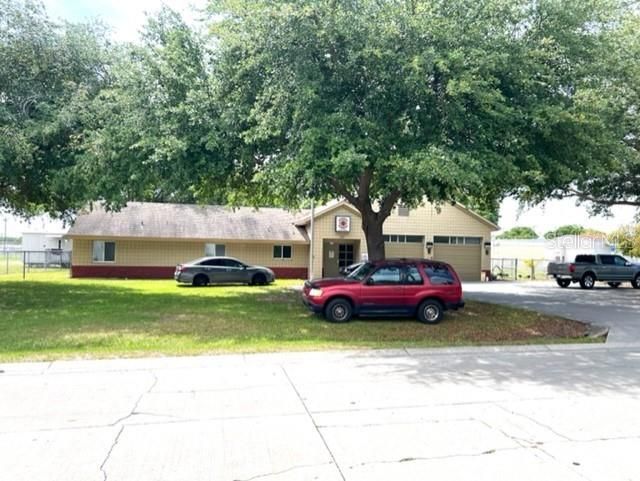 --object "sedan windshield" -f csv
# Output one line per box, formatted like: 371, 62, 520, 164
347, 262, 375, 280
